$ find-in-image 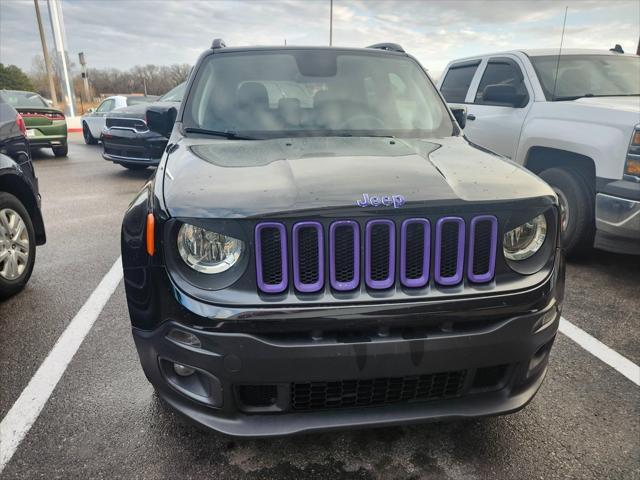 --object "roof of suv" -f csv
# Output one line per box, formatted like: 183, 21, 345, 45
207, 45, 408, 55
